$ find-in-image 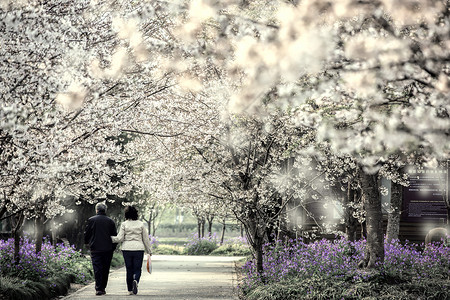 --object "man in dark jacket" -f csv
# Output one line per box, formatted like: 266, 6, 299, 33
84, 202, 117, 296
